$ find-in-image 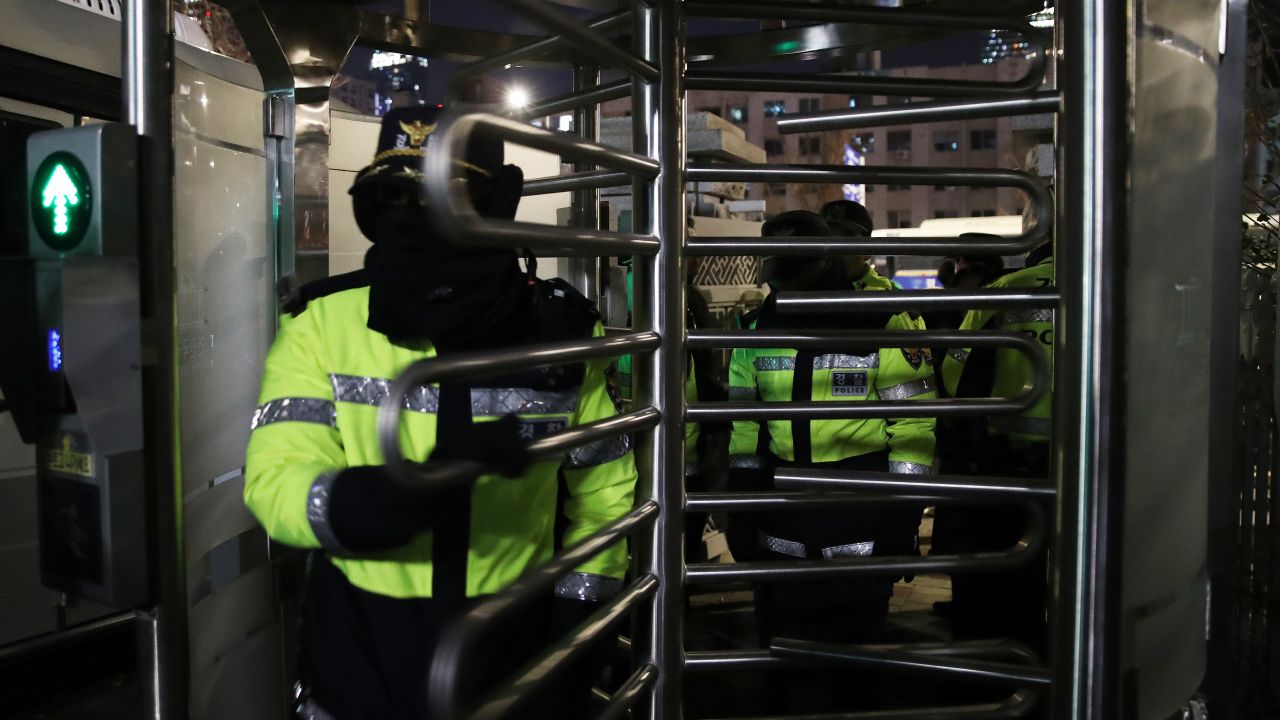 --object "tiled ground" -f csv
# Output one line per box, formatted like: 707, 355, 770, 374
891, 513, 953, 613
